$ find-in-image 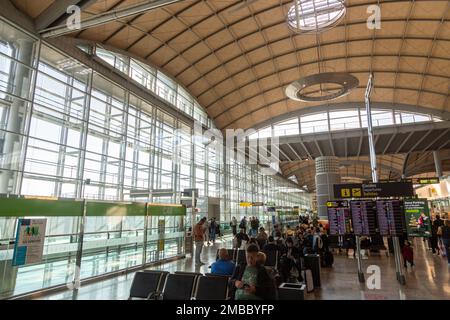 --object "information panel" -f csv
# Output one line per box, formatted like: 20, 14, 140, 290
350, 201, 377, 236
376, 200, 404, 236
326, 201, 351, 235
334, 182, 414, 199
12, 219, 47, 266
404, 199, 432, 238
